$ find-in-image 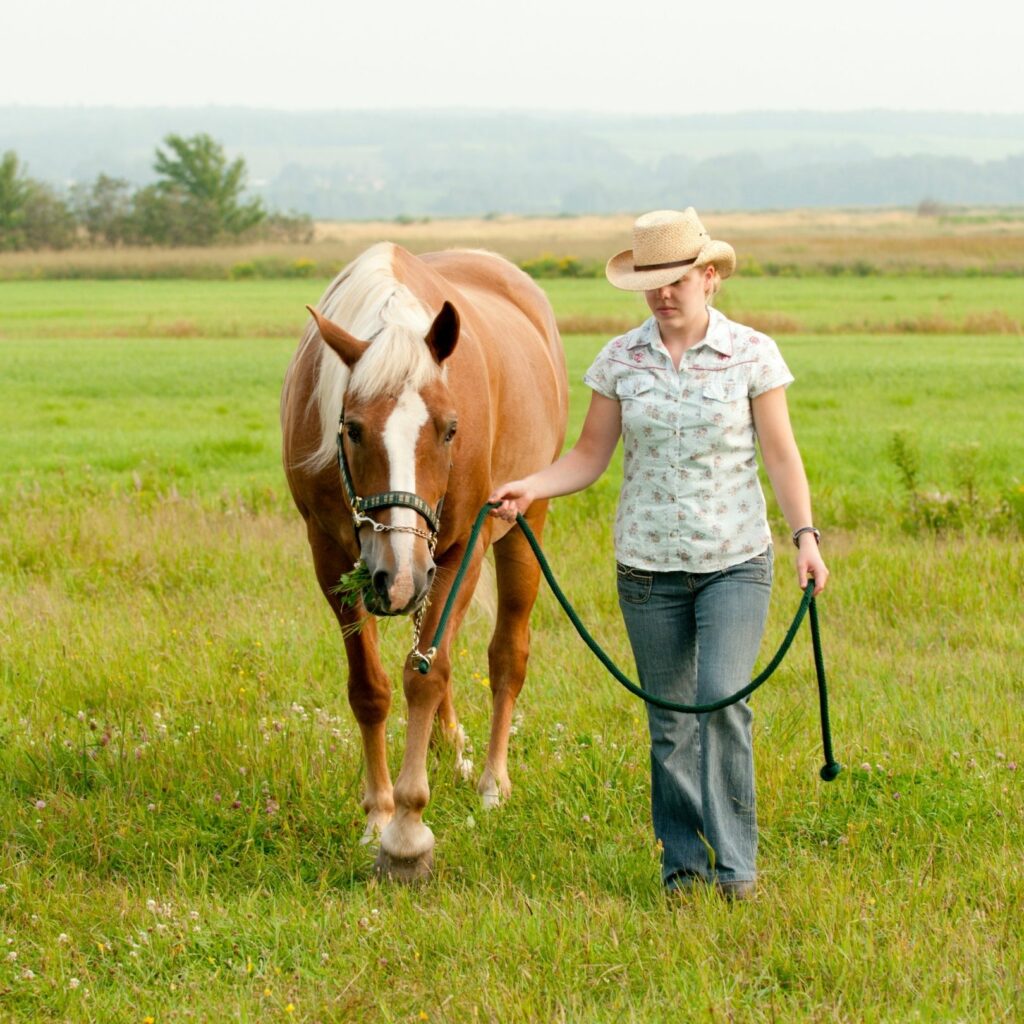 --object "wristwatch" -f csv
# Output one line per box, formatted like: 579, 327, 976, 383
791, 526, 821, 547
